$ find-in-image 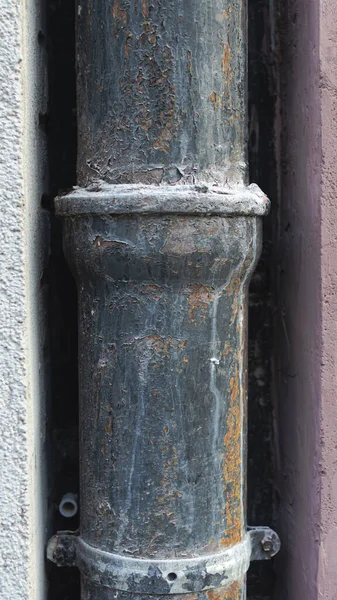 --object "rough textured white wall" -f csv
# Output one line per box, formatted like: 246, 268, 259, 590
0, 1, 48, 598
